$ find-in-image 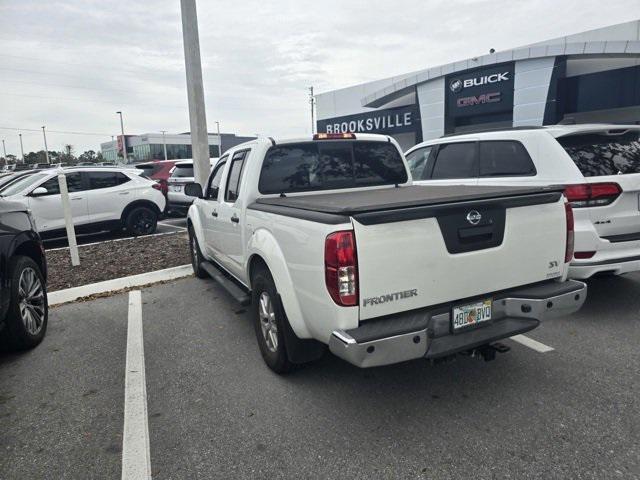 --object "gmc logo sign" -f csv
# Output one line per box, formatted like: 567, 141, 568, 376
457, 92, 501, 108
